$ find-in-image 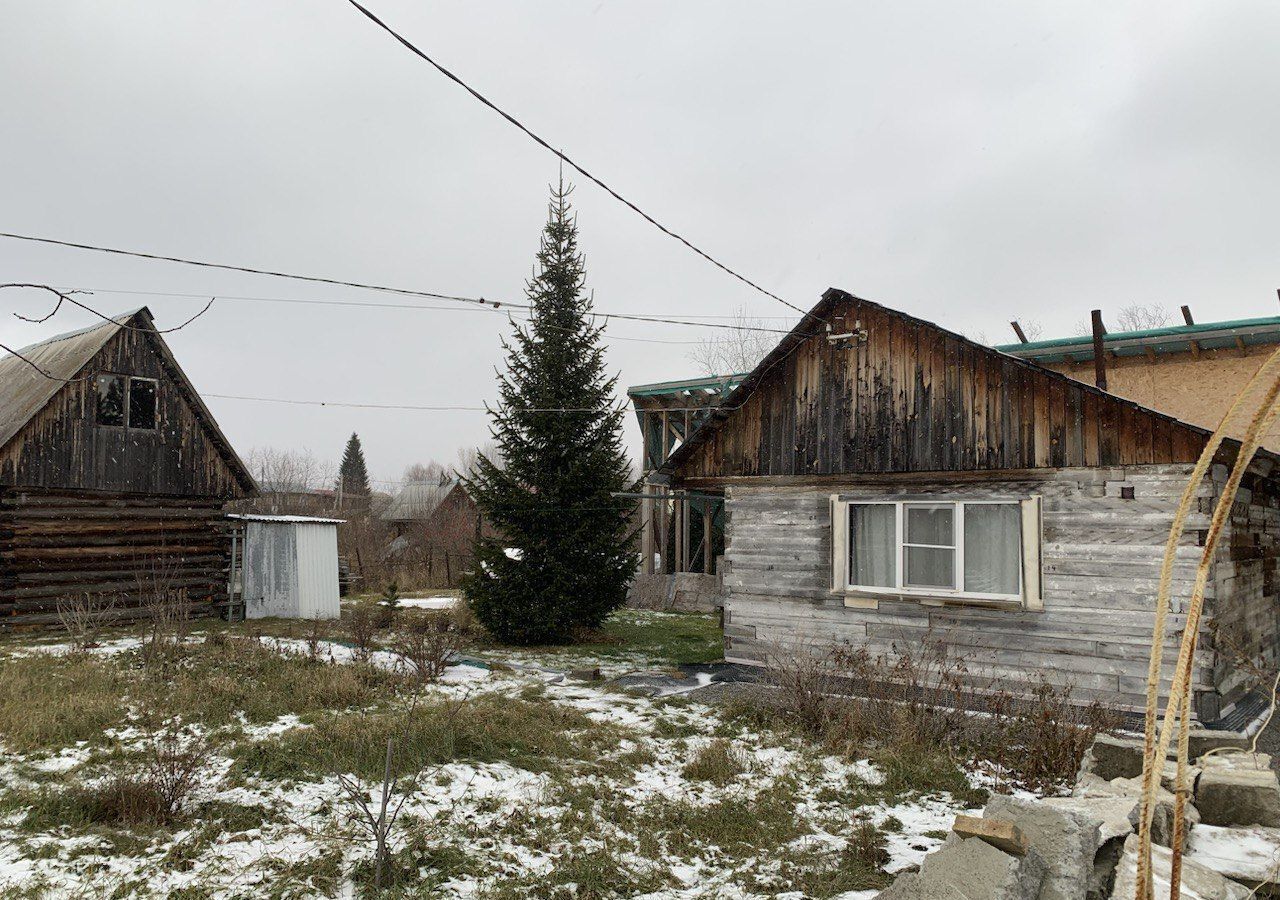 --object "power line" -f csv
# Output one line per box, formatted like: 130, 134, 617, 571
205, 391, 718, 413
0, 231, 798, 335
342, 0, 810, 319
